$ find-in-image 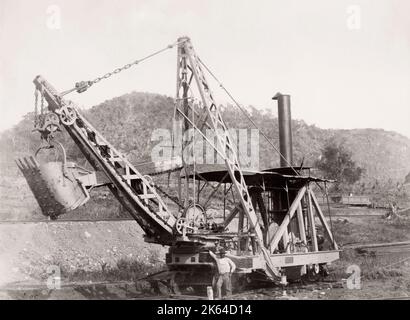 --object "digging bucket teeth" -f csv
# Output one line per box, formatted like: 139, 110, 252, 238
16, 156, 91, 219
